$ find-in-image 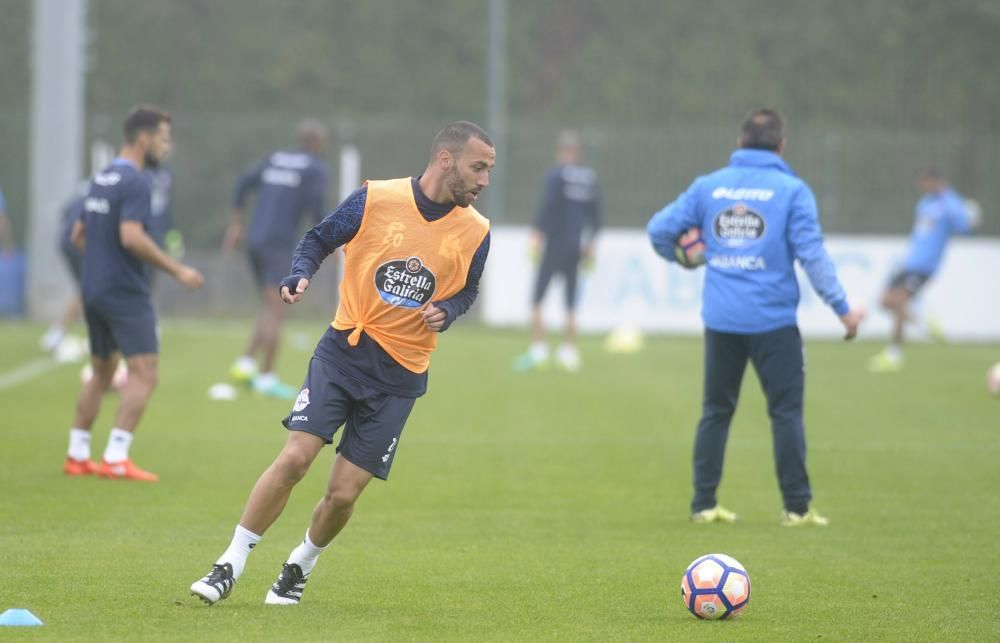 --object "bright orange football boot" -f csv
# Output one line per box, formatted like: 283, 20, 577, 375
97, 459, 159, 482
